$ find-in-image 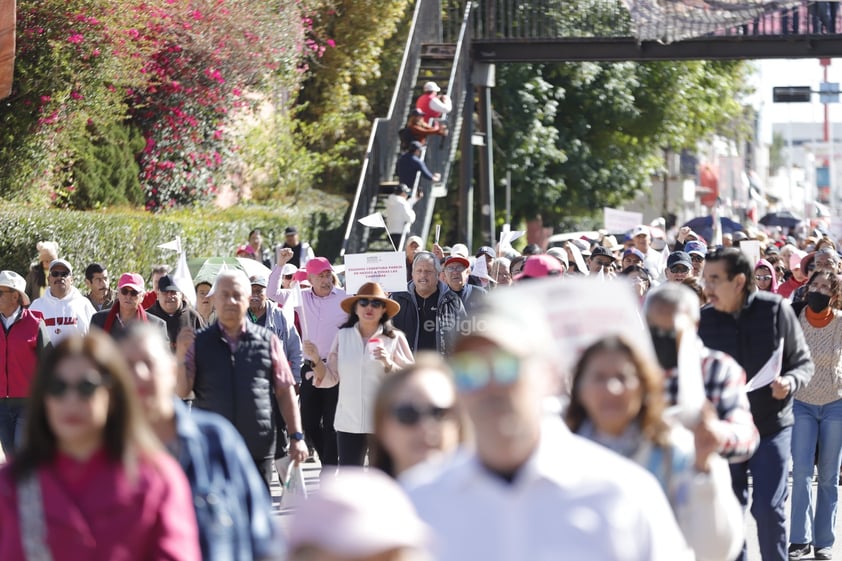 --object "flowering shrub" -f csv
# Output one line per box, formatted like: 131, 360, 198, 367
1, 0, 323, 210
